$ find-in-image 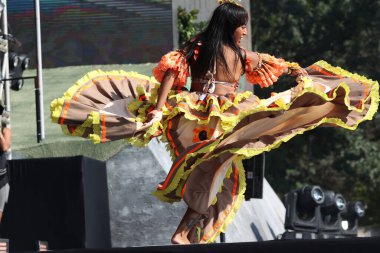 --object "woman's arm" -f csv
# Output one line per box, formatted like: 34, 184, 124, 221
146, 69, 178, 123
0, 127, 11, 152
155, 69, 177, 110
